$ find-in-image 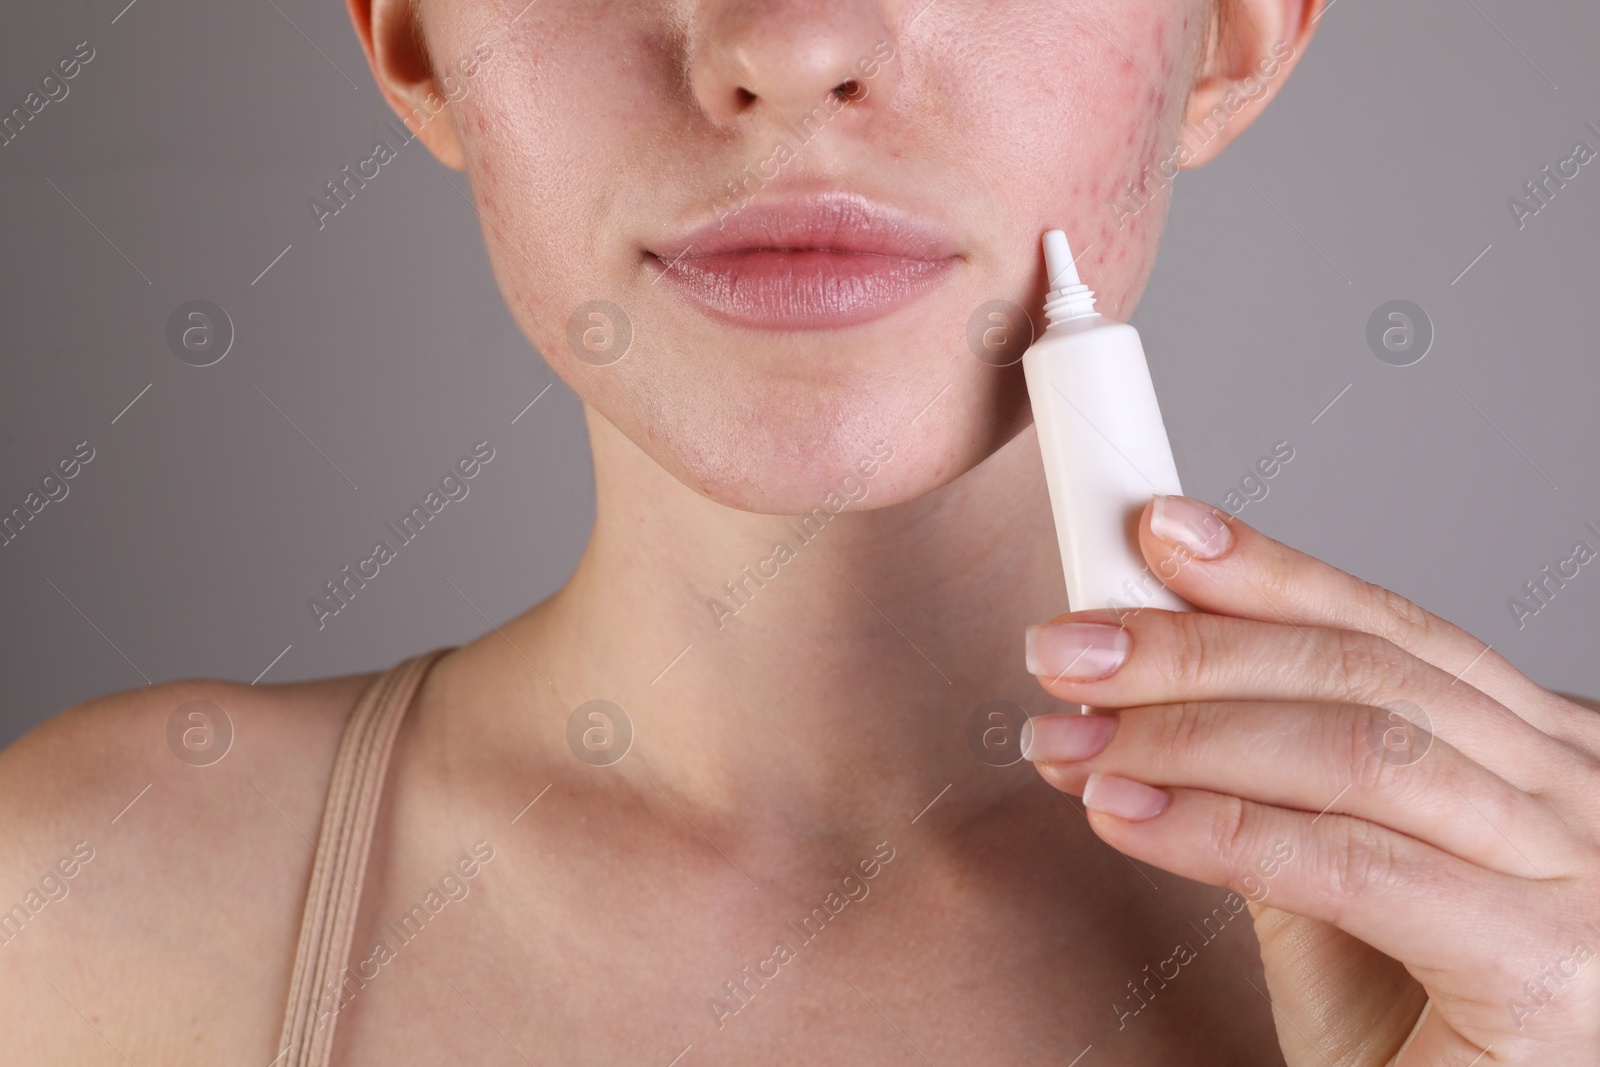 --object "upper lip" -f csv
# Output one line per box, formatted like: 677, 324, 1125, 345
649, 191, 960, 262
